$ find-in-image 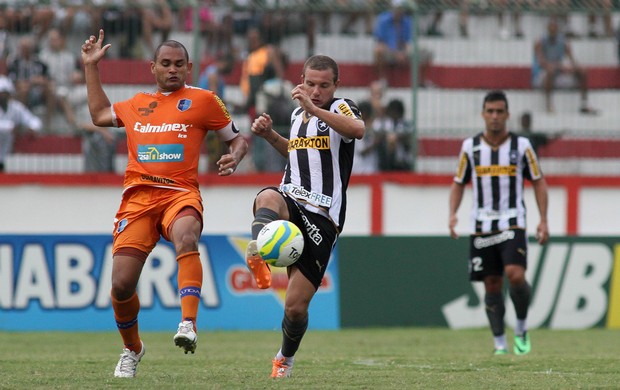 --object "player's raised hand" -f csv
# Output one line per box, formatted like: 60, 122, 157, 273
251, 113, 273, 138
81, 29, 111, 66
292, 83, 313, 113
